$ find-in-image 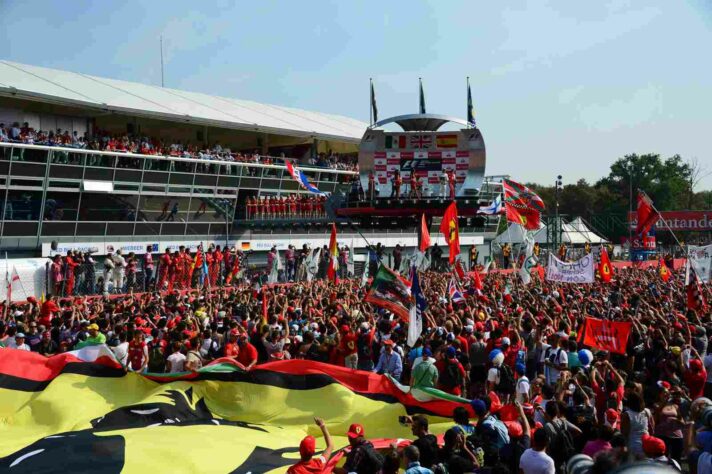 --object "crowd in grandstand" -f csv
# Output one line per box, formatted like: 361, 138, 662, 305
3, 243, 712, 473
245, 194, 328, 220
0, 121, 358, 171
